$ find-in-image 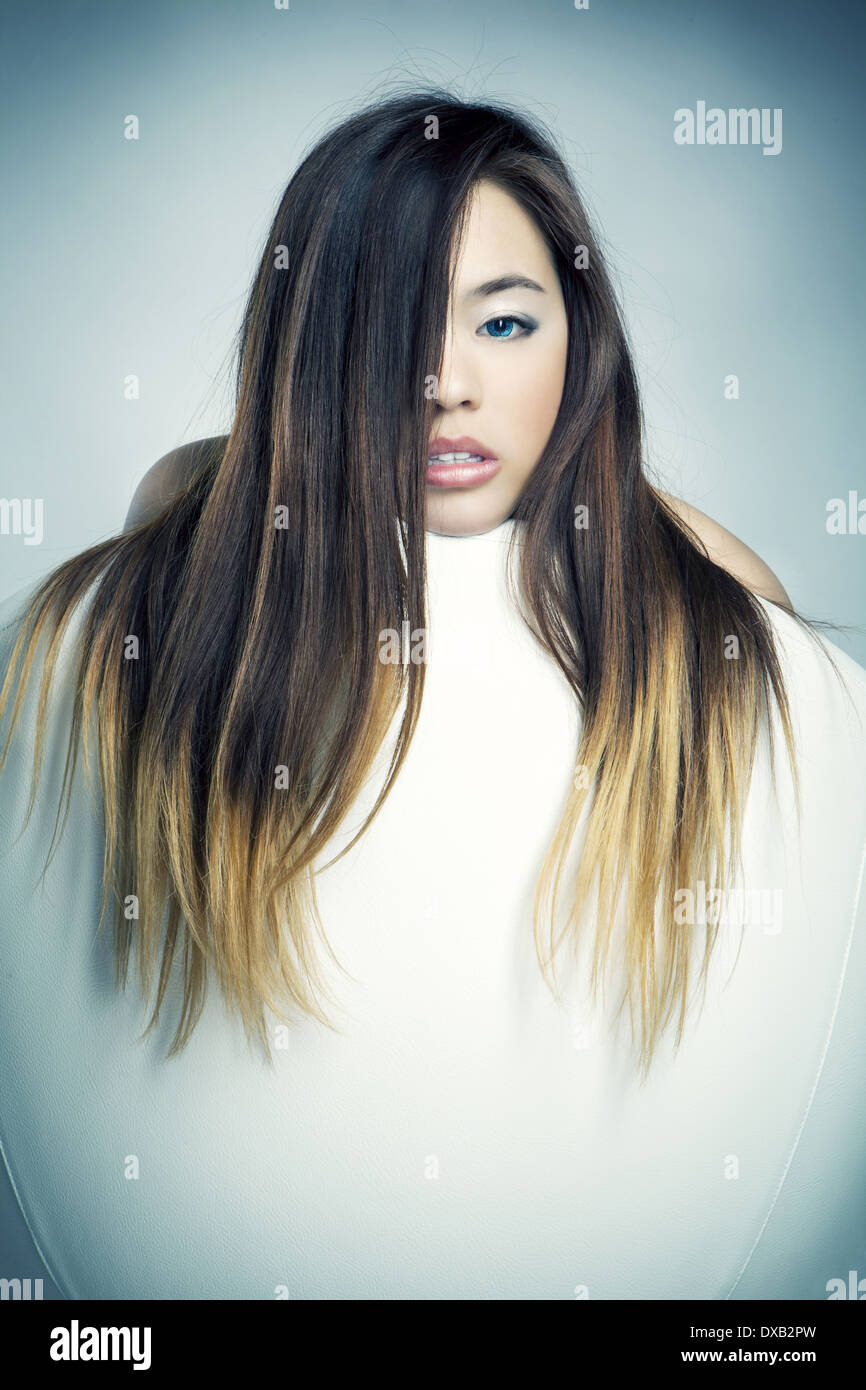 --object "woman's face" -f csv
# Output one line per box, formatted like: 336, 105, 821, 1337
424, 179, 569, 537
